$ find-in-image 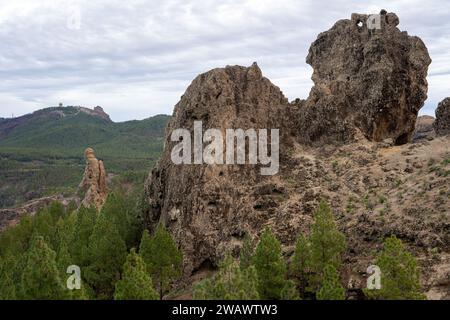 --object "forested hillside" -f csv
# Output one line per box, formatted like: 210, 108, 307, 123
0, 106, 169, 208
